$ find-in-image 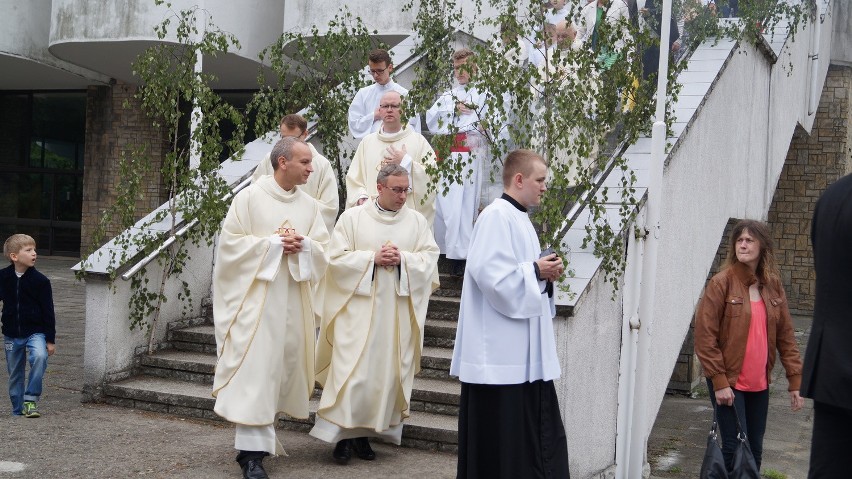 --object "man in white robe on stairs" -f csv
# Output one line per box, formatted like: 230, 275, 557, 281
426, 47, 493, 276
212, 137, 330, 479
251, 113, 339, 235
310, 164, 439, 464
348, 48, 420, 139
450, 149, 570, 479
345, 90, 436, 225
